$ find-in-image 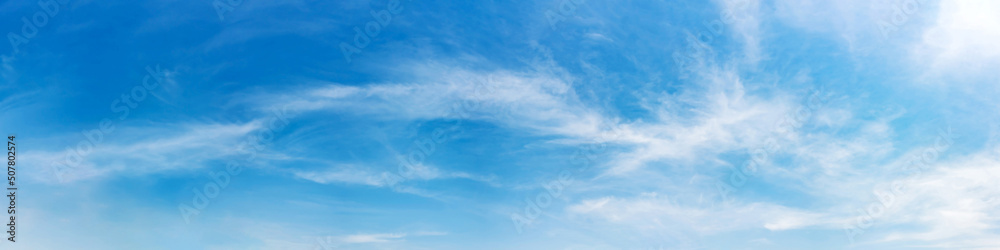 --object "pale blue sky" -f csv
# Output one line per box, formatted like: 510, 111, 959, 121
2, 0, 1000, 249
